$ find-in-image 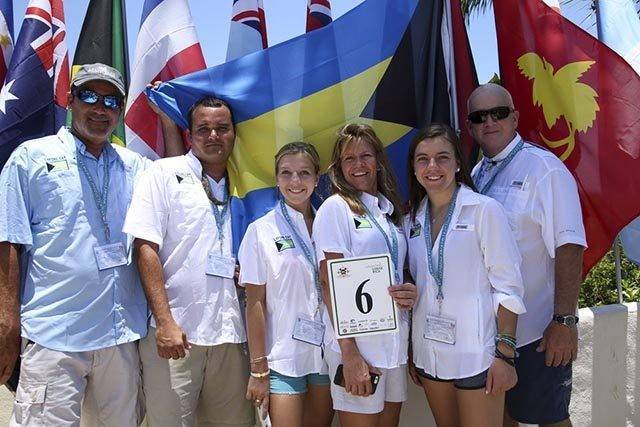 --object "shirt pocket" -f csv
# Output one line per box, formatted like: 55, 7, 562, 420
500, 185, 531, 238
32, 171, 78, 224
